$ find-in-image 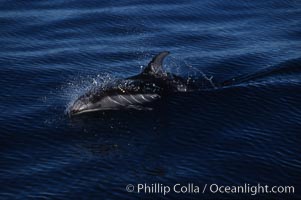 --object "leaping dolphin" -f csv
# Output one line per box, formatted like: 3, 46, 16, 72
68, 51, 192, 116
